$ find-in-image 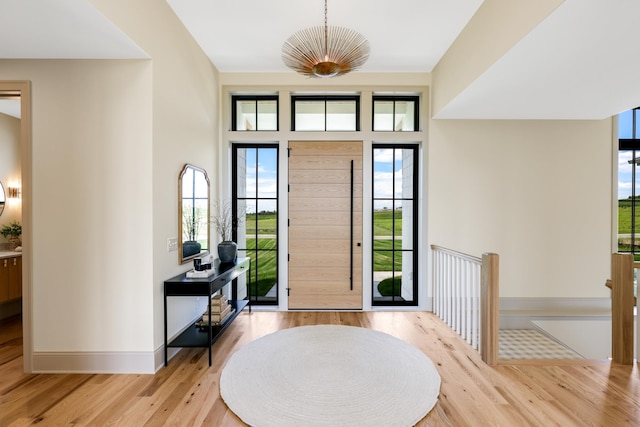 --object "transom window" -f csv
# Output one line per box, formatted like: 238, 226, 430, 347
232, 95, 278, 131
291, 95, 360, 131
373, 95, 419, 131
